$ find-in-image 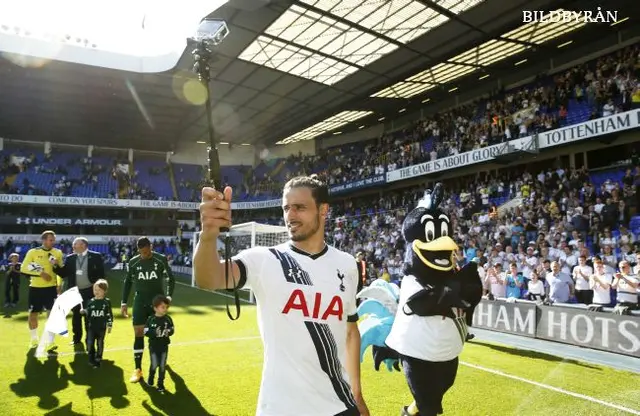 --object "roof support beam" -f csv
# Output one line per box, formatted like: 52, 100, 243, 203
258, 32, 365, 71
416, 0, 540, 49
290, 0, 483, 70
292, 1, 436, 61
